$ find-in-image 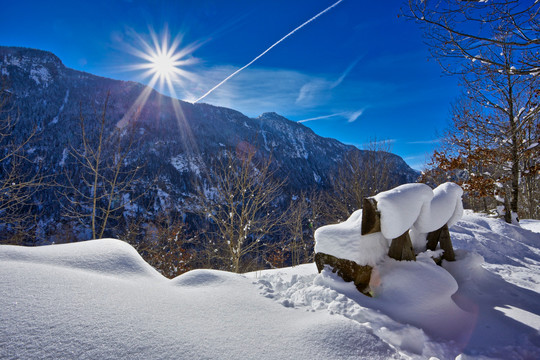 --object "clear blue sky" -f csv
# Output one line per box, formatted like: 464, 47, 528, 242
0, 0, 460, 170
